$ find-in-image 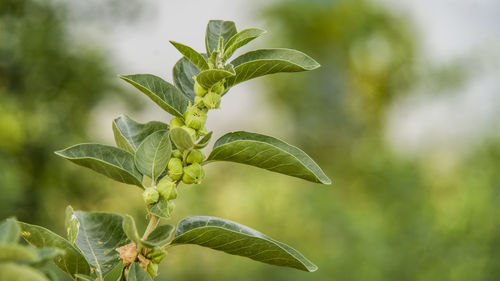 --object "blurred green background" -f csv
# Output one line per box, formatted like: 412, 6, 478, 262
1, 0, 500, 280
